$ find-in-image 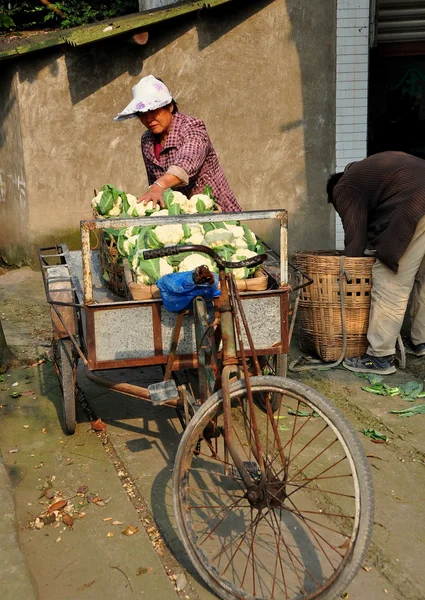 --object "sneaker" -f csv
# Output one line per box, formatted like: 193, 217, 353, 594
405, 339, 425, 357
343, 354, 396, 375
